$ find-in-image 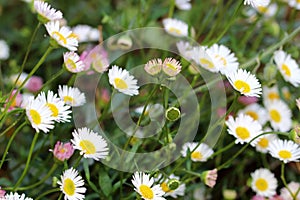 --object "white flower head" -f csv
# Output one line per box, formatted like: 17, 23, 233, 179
274, 50, 300, 87
268, 139, 300, 163
156, 174, 186, 198
280, 182, 300, 200
5, 192, 33, 200
108, 65, 139, 96
176, 41, 194, 61
57, 168, 86, 200
71, 127, 109, 161
144, 58, 162, 75
162, 58, 182, 76
63, 51, 85, 73
175, 0, 191, 10
181, 142, 214, 162
227, 69, 262, 97
0, 40, 9, 60
58, 85, 86, 107
254, 131, 278, 153
190, 46, 220, 73
251, 168, 278, 197
72, 24, 100, 43
162, 18, 188, 37
237, 103, 268, 125
262, 85, 280, 104
288, 0, 300, 10
34, 0, 63, 23
244, 0, 269, 7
